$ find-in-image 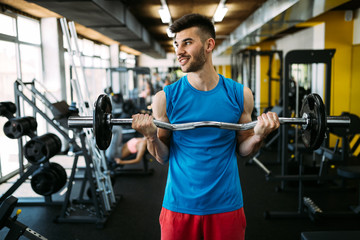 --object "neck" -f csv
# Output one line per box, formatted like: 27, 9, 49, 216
187, 61, 219, 91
